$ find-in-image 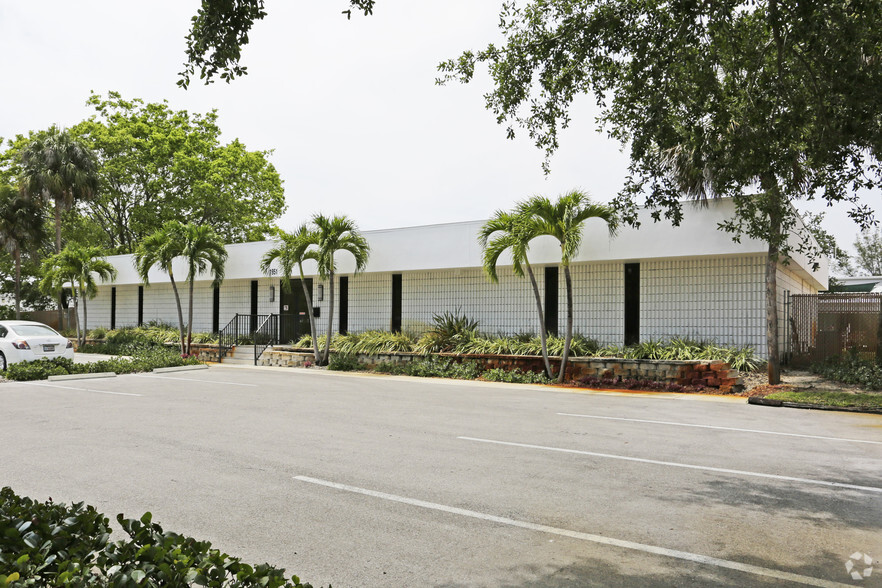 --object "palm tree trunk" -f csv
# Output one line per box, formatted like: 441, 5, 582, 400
322, 272, 335, 365
558, 264, 574, 384
298, 266, 320, 364
72, 290, 81, 349
55, 198, 64, 331
169, 271, 186, 354
82, 290, 88, 347
766, 233, 781, 385
525, 262, 552, 378
187, 278, 195, 356
13, 246, 21, 320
